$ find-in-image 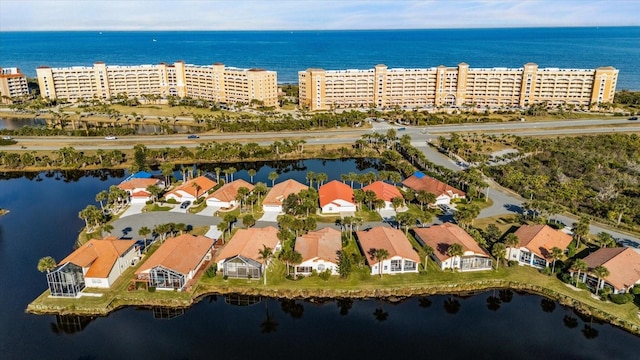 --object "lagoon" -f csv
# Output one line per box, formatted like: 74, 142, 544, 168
1, 159, 639, 358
